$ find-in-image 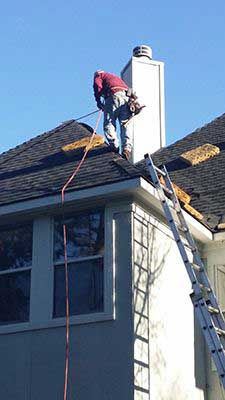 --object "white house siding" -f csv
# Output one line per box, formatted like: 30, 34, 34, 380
202, 240, 225, 400
133, 204, 206, 400
0, 197, 218, 400
0, 205, 134, 400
